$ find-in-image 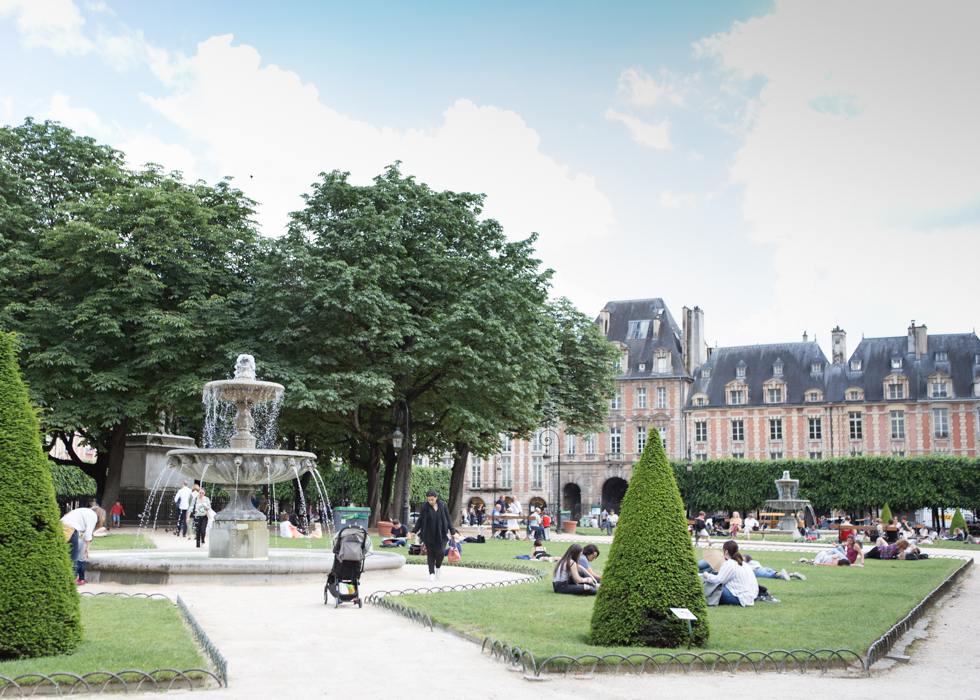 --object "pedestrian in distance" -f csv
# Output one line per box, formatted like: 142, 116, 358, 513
174, 480, 192, 538
110, 501, 125, 529
412, 489, 458, 582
